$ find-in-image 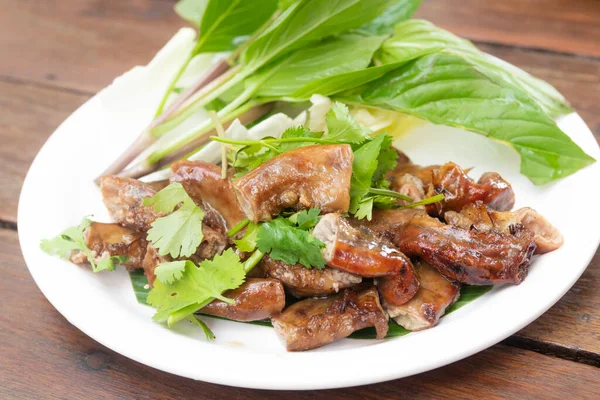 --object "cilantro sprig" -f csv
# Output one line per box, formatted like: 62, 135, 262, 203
143, 182, 205, 258
40, 217, 129, 273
